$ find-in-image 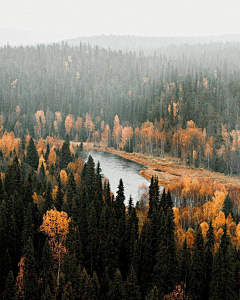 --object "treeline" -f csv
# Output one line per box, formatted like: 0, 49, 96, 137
0, 137, 240, 299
